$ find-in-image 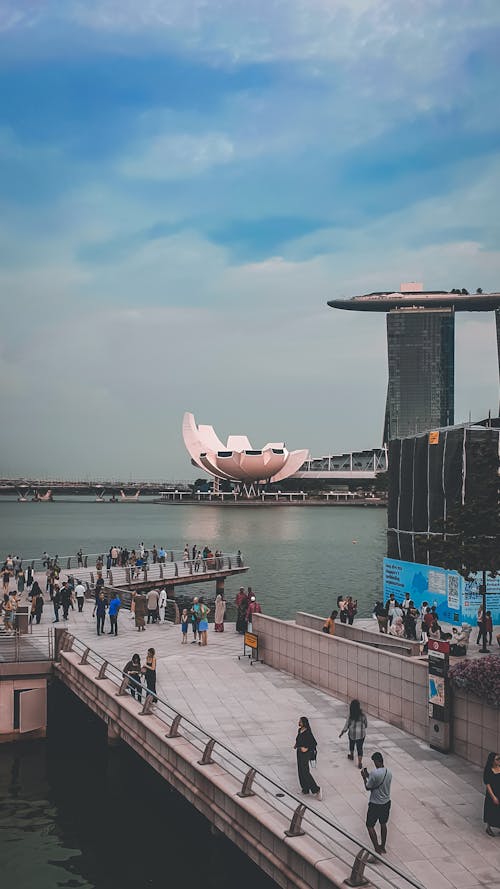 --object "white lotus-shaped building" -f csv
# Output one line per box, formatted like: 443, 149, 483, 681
183, 413, 309, 483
